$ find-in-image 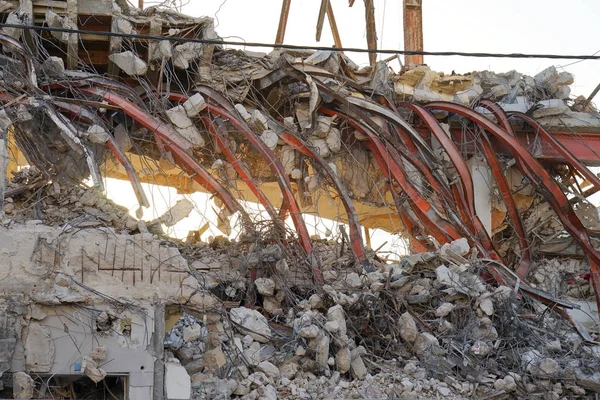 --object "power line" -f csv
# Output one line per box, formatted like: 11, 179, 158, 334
2, 22, 600, 61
